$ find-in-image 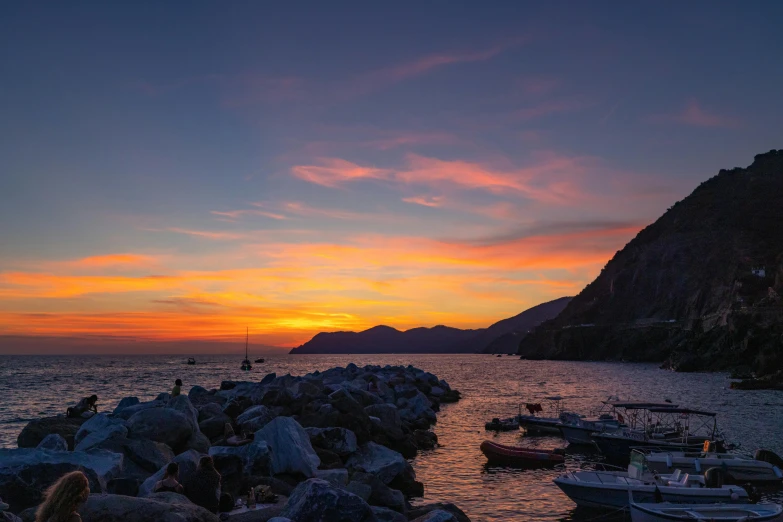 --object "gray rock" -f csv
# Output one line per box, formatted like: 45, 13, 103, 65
167, 395, 200, 434
346, 442, 407, 484
78, 492, 219, 521
35, 434, 68, 452
398, 391, 436, 424
236, 405, 276, 433
364, 404, 404, 440
126, 408, 194, 451
255, 417, 320, 477
1, 513, 22, 522
268, 518, 292, 522
208, 440, 270, 477
113, 396, 141, 415
115, 399, 166, 420
182, 431, 211, 454
350, 472, 405, 513
279, 479, 374, 522
74, 414, 129, 451
305, 427, 357, 457
314, 468, 348, 487
16, 416, 85, 450
139, 449, 202, 497
407, 503, 470, 522
156, 392, 172, 402
372, 506, 407, 522
346, 480, 372, 501
197, 403, 224, 422
0, 448, 123, 512
260, 373, 276, 385
198, 413, 232, 440
411, 510, 457, 522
